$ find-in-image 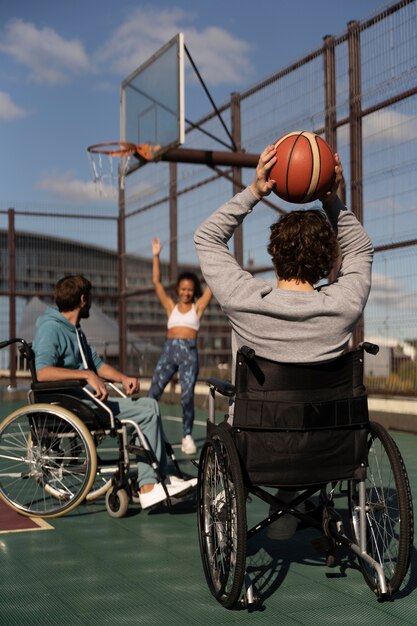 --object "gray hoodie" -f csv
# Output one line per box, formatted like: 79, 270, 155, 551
194, 187, 373, 365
